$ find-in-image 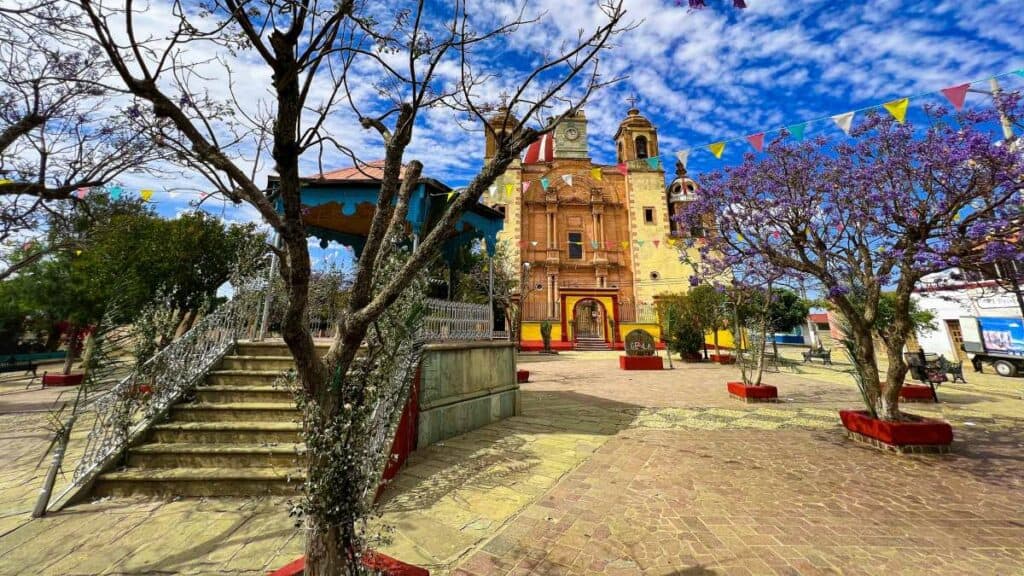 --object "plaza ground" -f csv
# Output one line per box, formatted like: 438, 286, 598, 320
1, 349, 1022, 575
